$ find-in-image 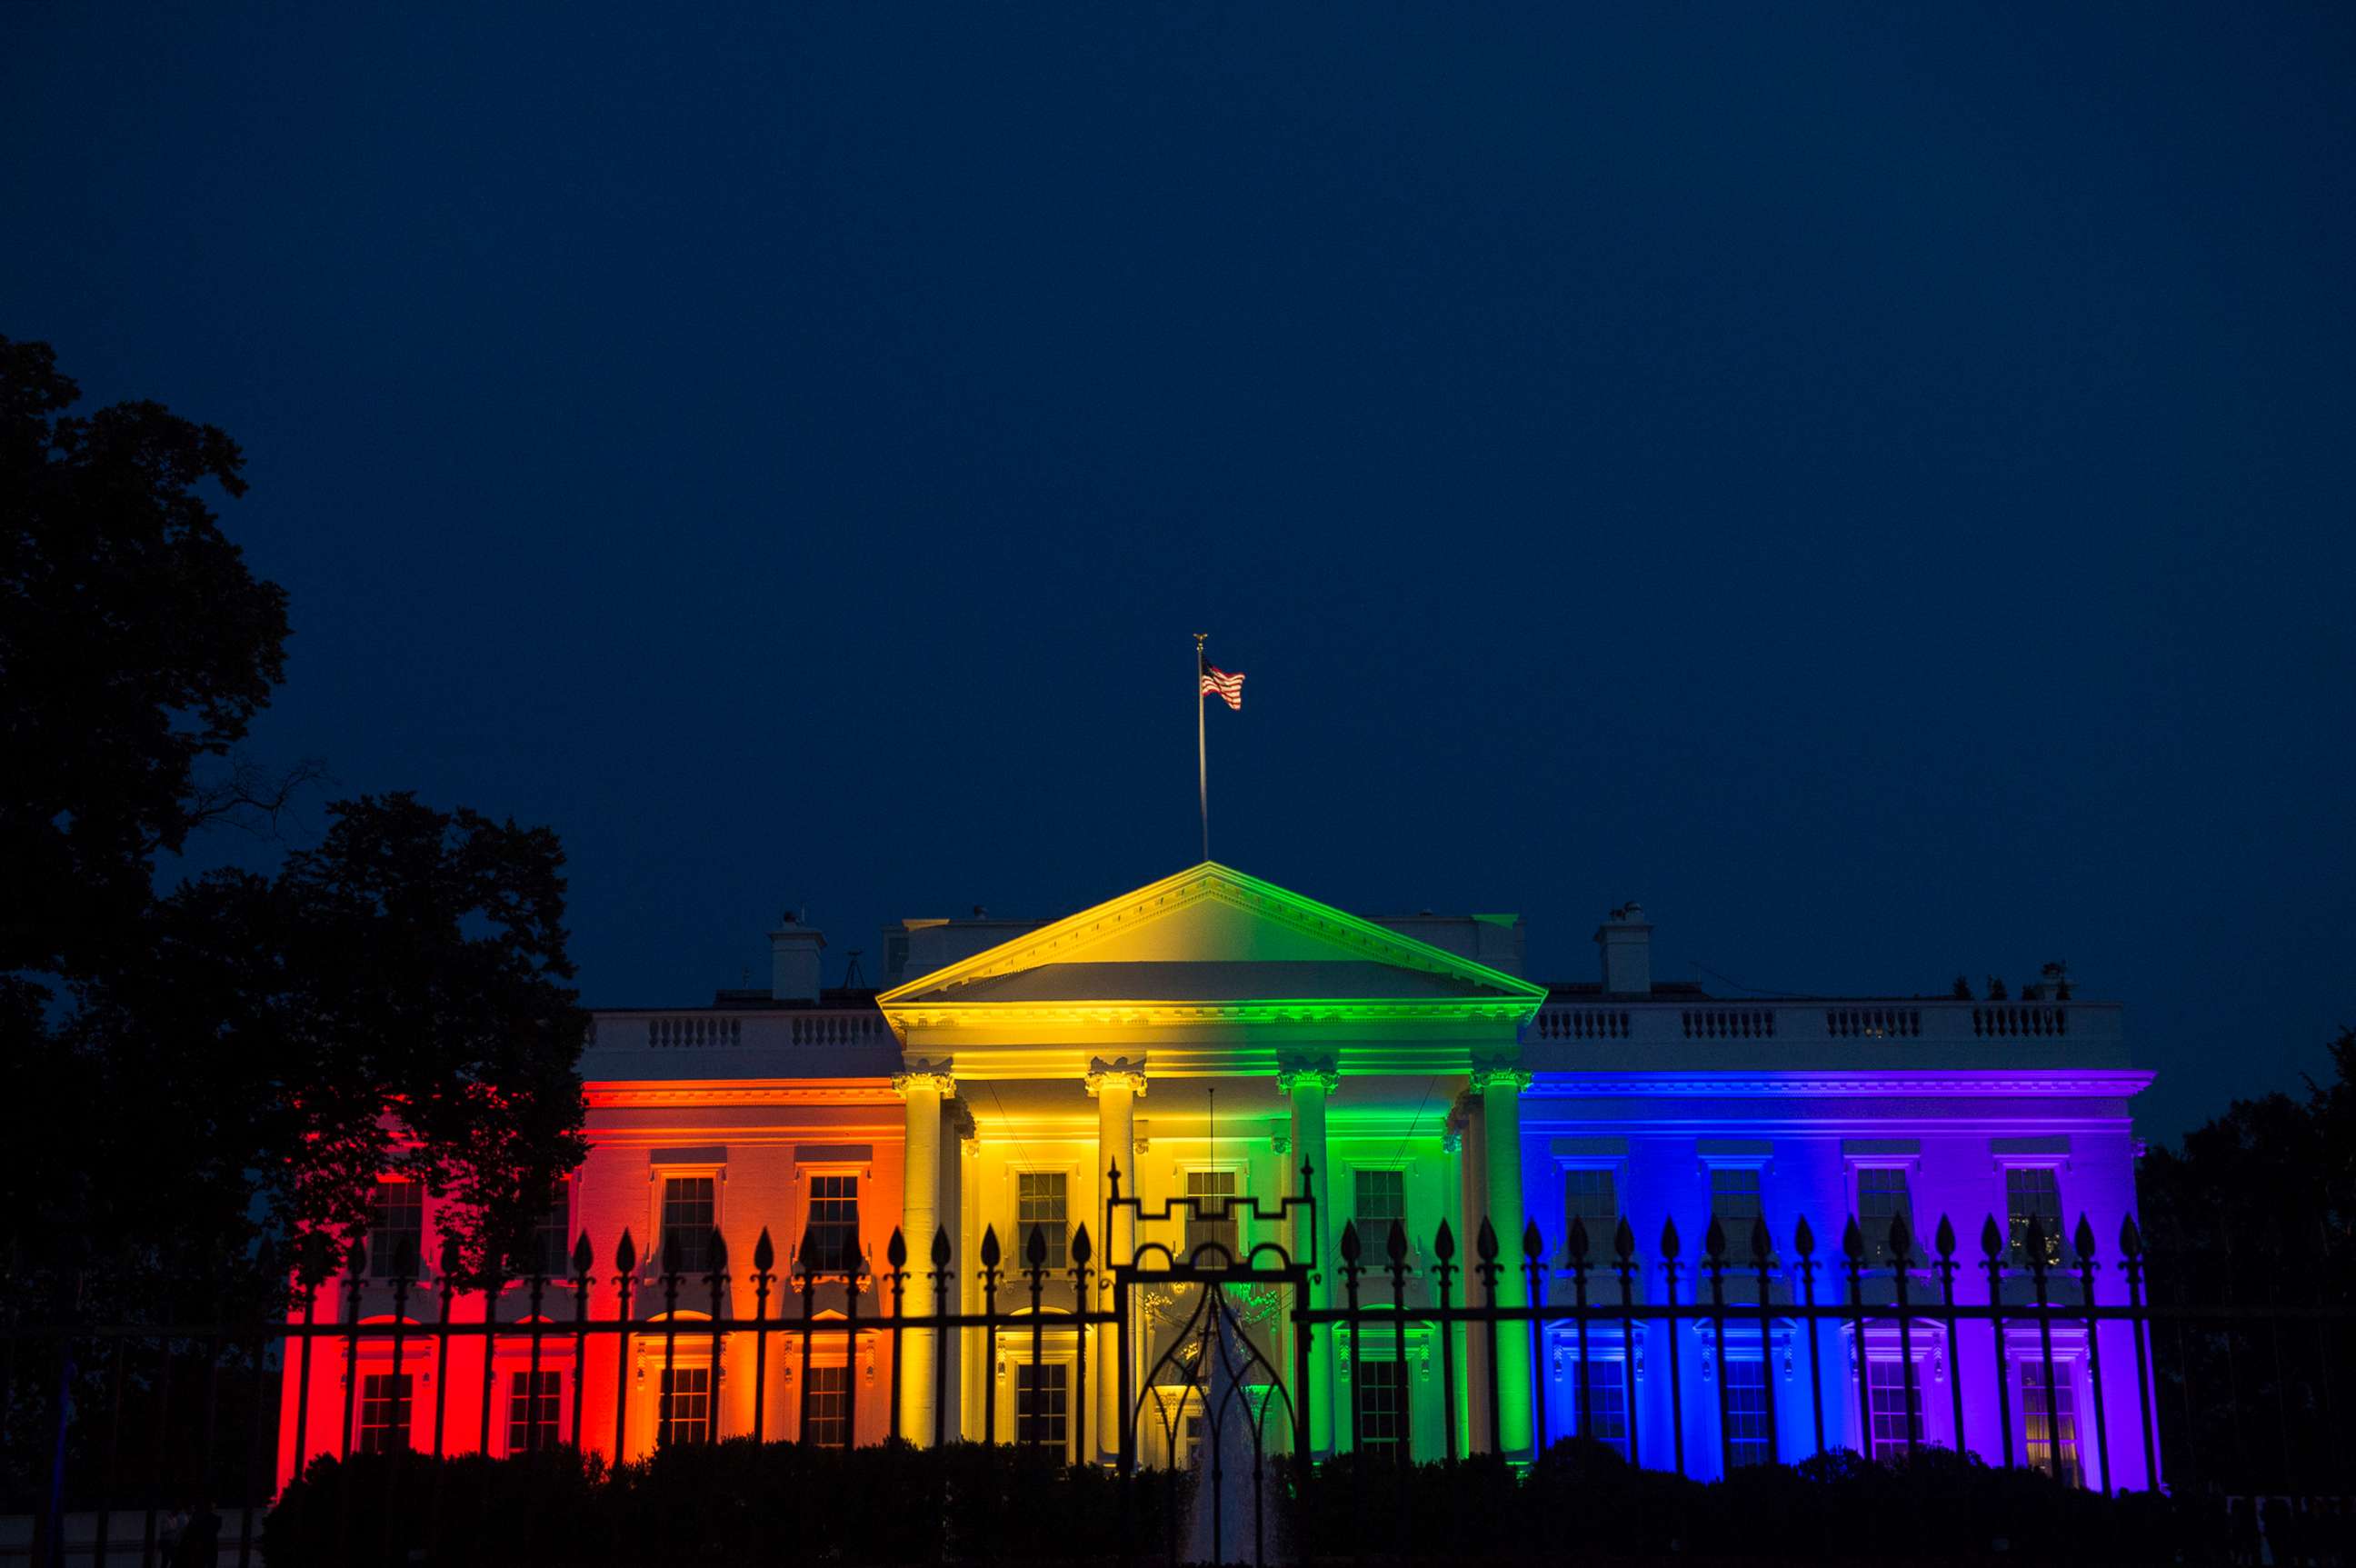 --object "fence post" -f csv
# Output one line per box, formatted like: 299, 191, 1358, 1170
1072, 1223, 1093, 1466
2120, 1216, 2156, 1488
885, 1228, 906, 1445
1569, 1217, 1593, 1449
843, 1244, 863, 1451
796, 1230, 817, 1444
571, 1233, 594, 1451
1613, 1219, 1641, 1469
752, 1229, 774, 1443
612, 1230, 636, 1466
705, 1227, 729, 1444
1842, 1219, 1868, 1461
1523, 1219, 1549, 1454
1751, 1217, 1779, 1468
1934, 1218, 1964, 1459
2074, 1217, 2111, 1493
932, 1227, 953, 1452
1706, 1217, 1731, 1480
1660, 1218, 1686, 1479
1386, 1220, 1413, 1467
1477, 1218, 1503, 1458
383, 1251, 414, 1565
2026, 1218, 2063, 1485
979, 1226, 1002, 1446
1892, 1214, 1918, 1458
1433, 1219, 1459, 1464
1981, 1217, 2012, 1470
1794, 1217, 1824, 1457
